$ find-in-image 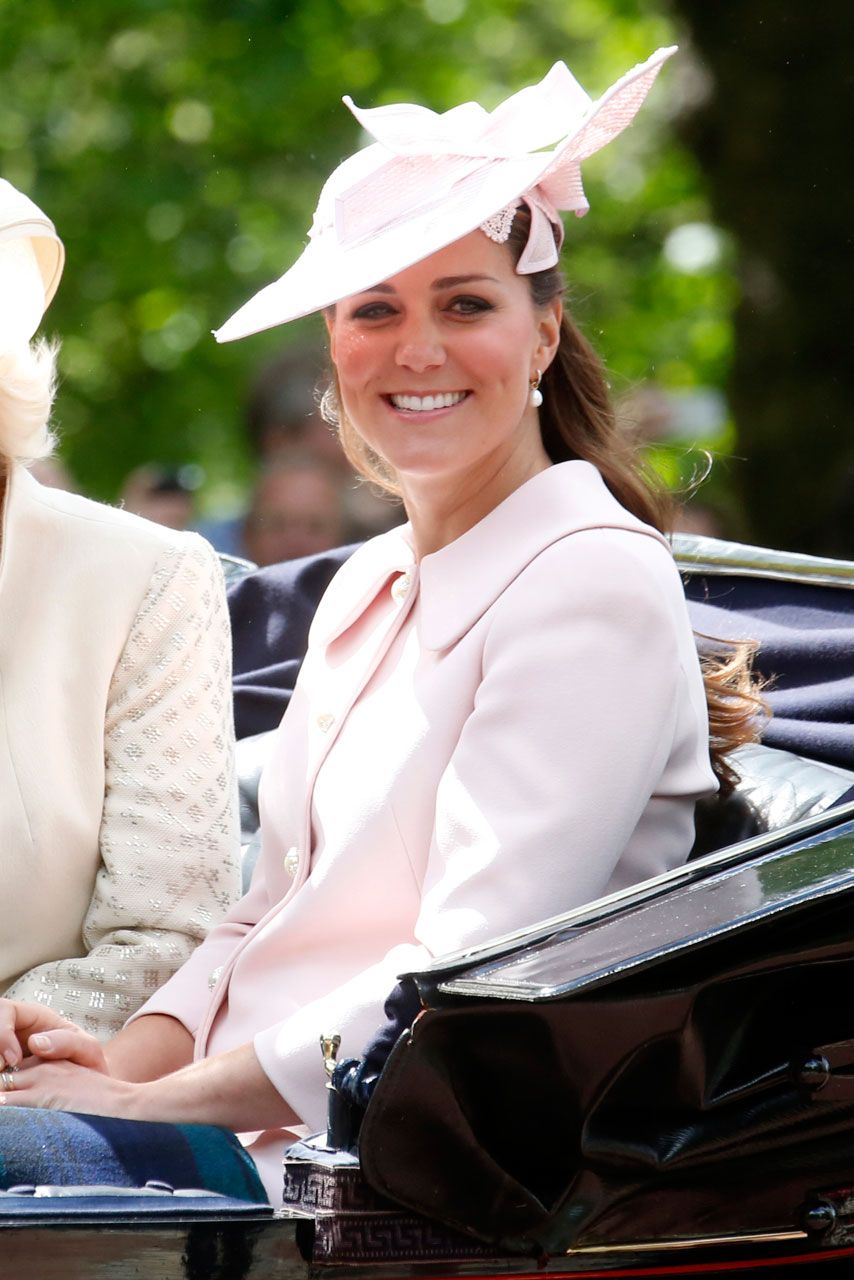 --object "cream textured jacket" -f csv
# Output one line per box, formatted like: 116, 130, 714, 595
0, 464, 241, 1037
138, 461, 717, 1200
